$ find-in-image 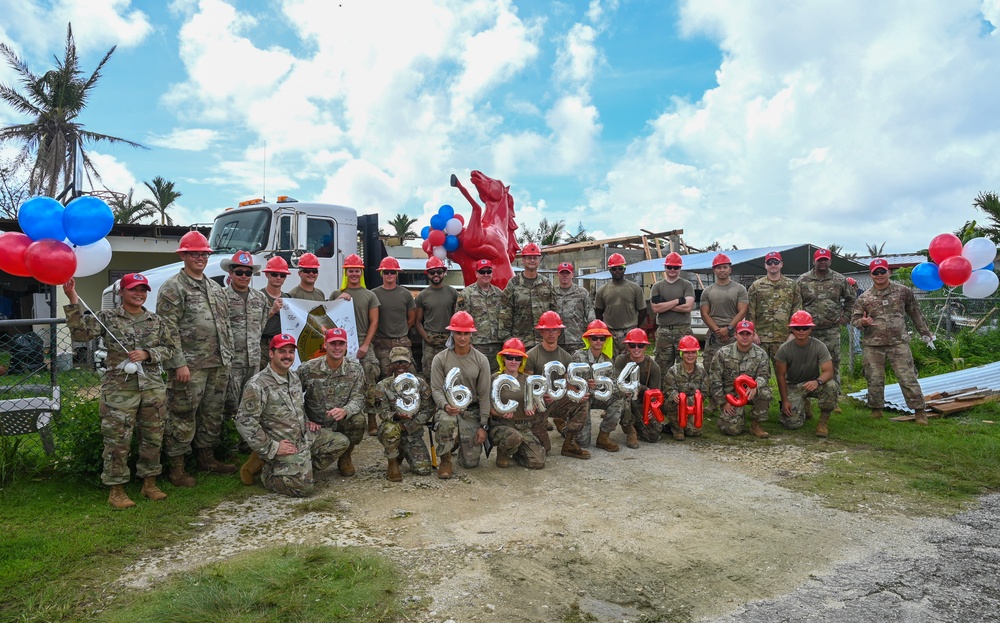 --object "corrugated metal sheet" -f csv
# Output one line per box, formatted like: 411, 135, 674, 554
848, 361, 1000, 412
